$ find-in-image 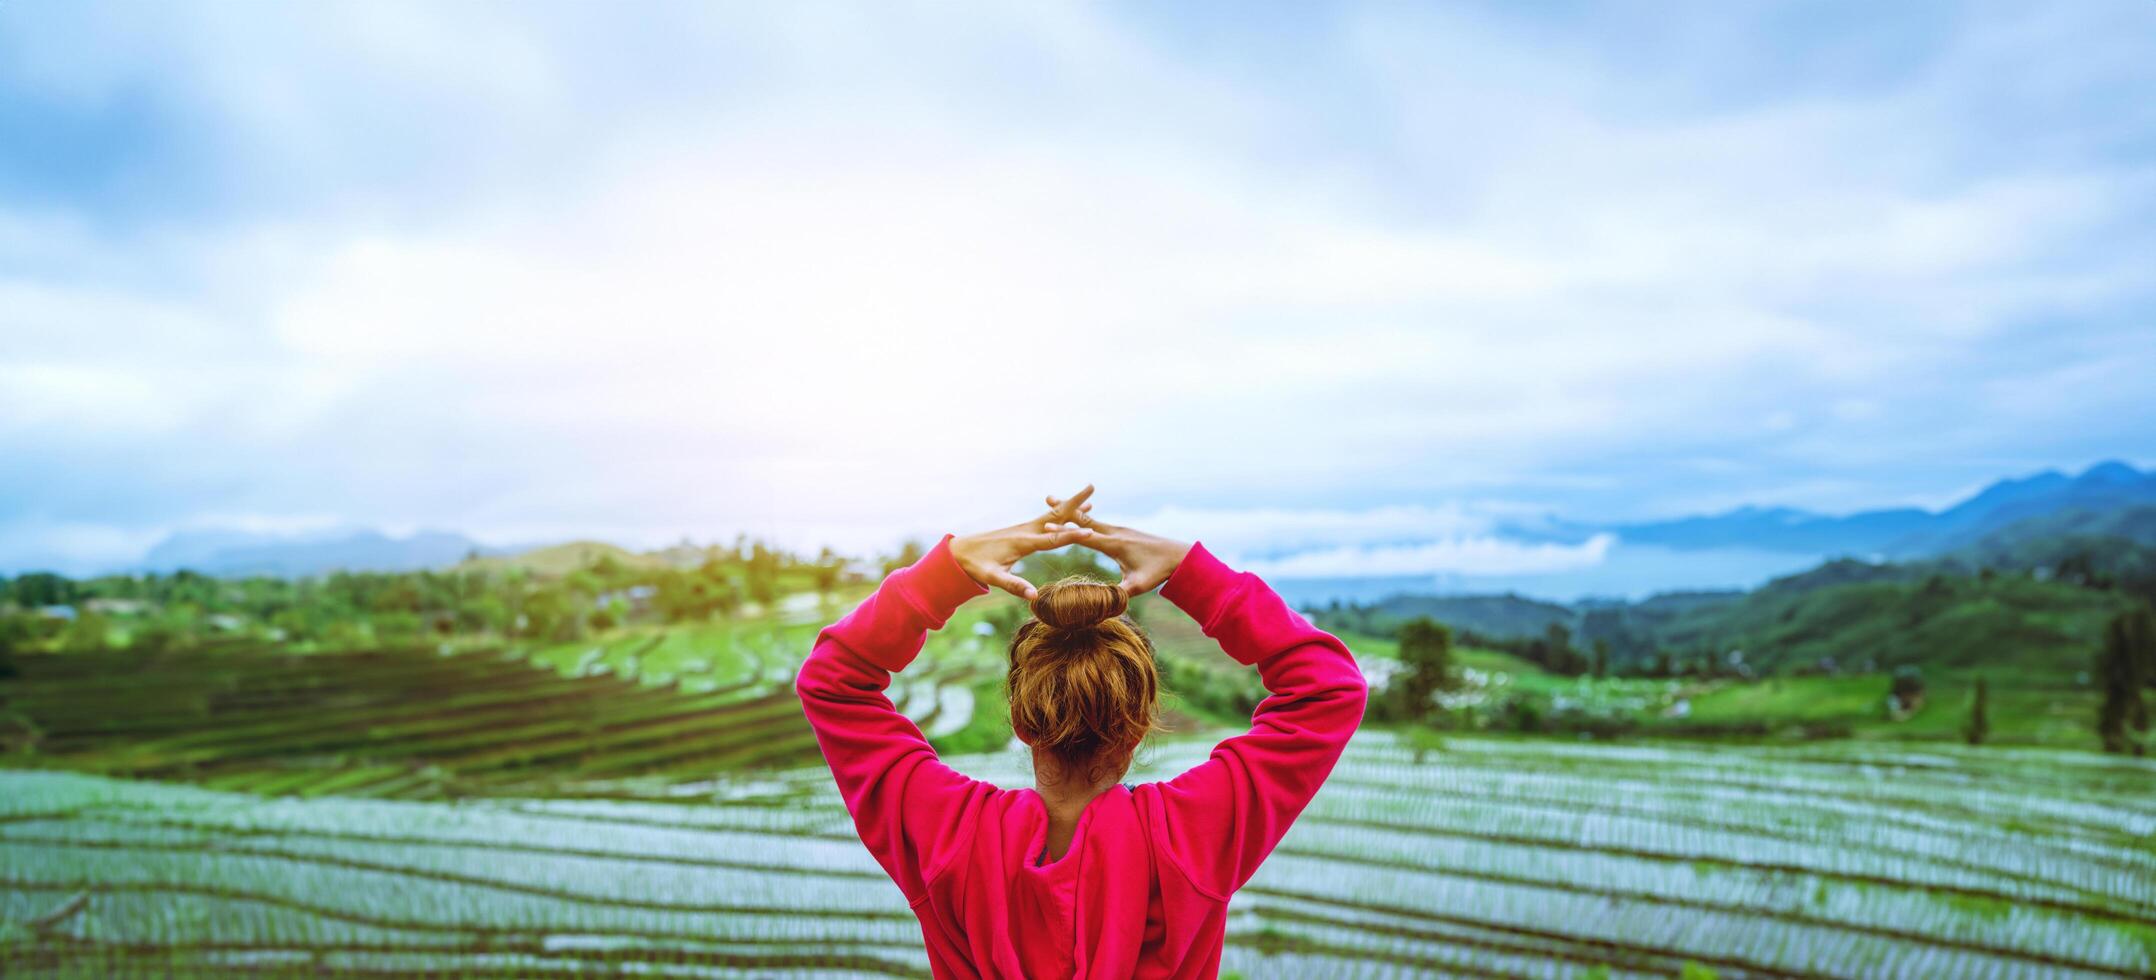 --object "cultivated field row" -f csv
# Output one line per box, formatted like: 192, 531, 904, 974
4, 731, 2150, 978
2, 625, 982, 802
